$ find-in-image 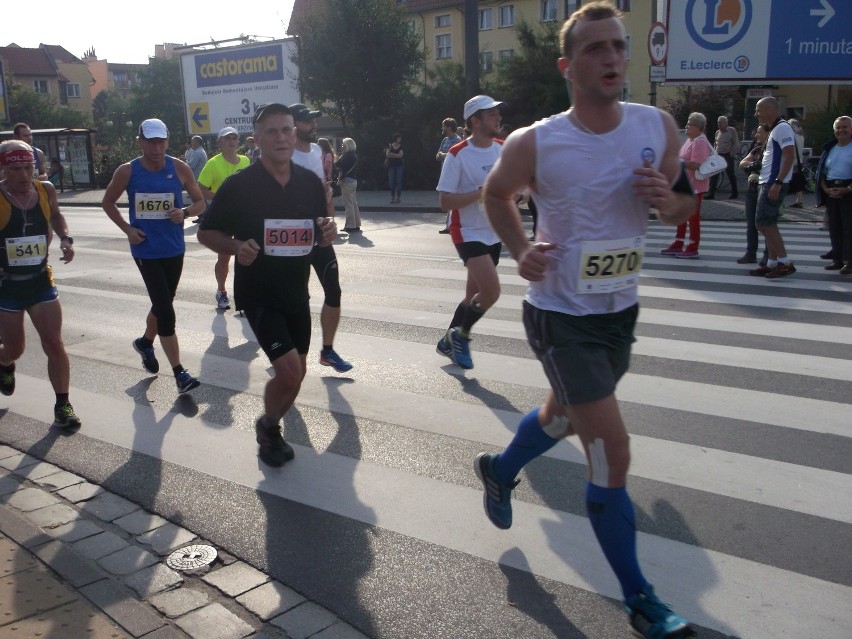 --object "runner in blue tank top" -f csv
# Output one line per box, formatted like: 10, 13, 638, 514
101, 118, 206, 395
